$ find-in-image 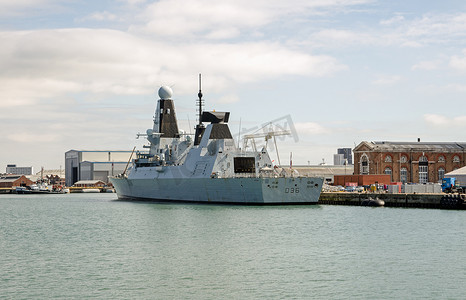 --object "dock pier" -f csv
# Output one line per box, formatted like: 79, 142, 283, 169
319, 192, 466, 209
